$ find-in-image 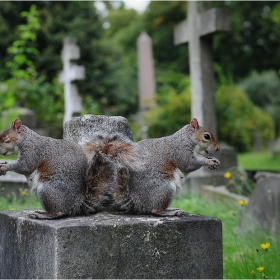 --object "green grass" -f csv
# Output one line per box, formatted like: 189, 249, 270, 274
238, 151, 280, 171
0, 189, 40, 212
172, 194, 280, 279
